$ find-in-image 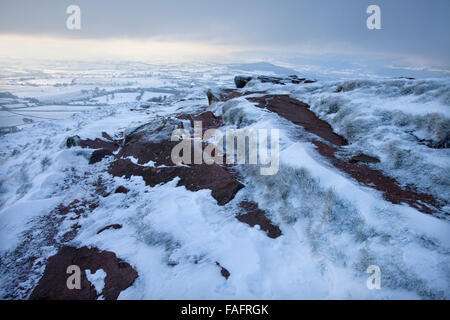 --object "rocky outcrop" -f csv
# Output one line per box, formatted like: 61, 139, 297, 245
66, 112, 245, 206
350, 154, 380, 164
66, 132, 120, 164
234, 75, 316, 88
108, 158, 243, 206
224, 90, 443, 215
29, 246, 137, 300
66, 135, 81, 148
234, 76, 253, 88
102, 111, 244, 206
